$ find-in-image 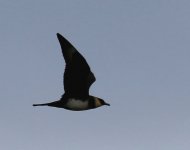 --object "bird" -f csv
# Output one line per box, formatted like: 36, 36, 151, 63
33, 33, 110, 111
